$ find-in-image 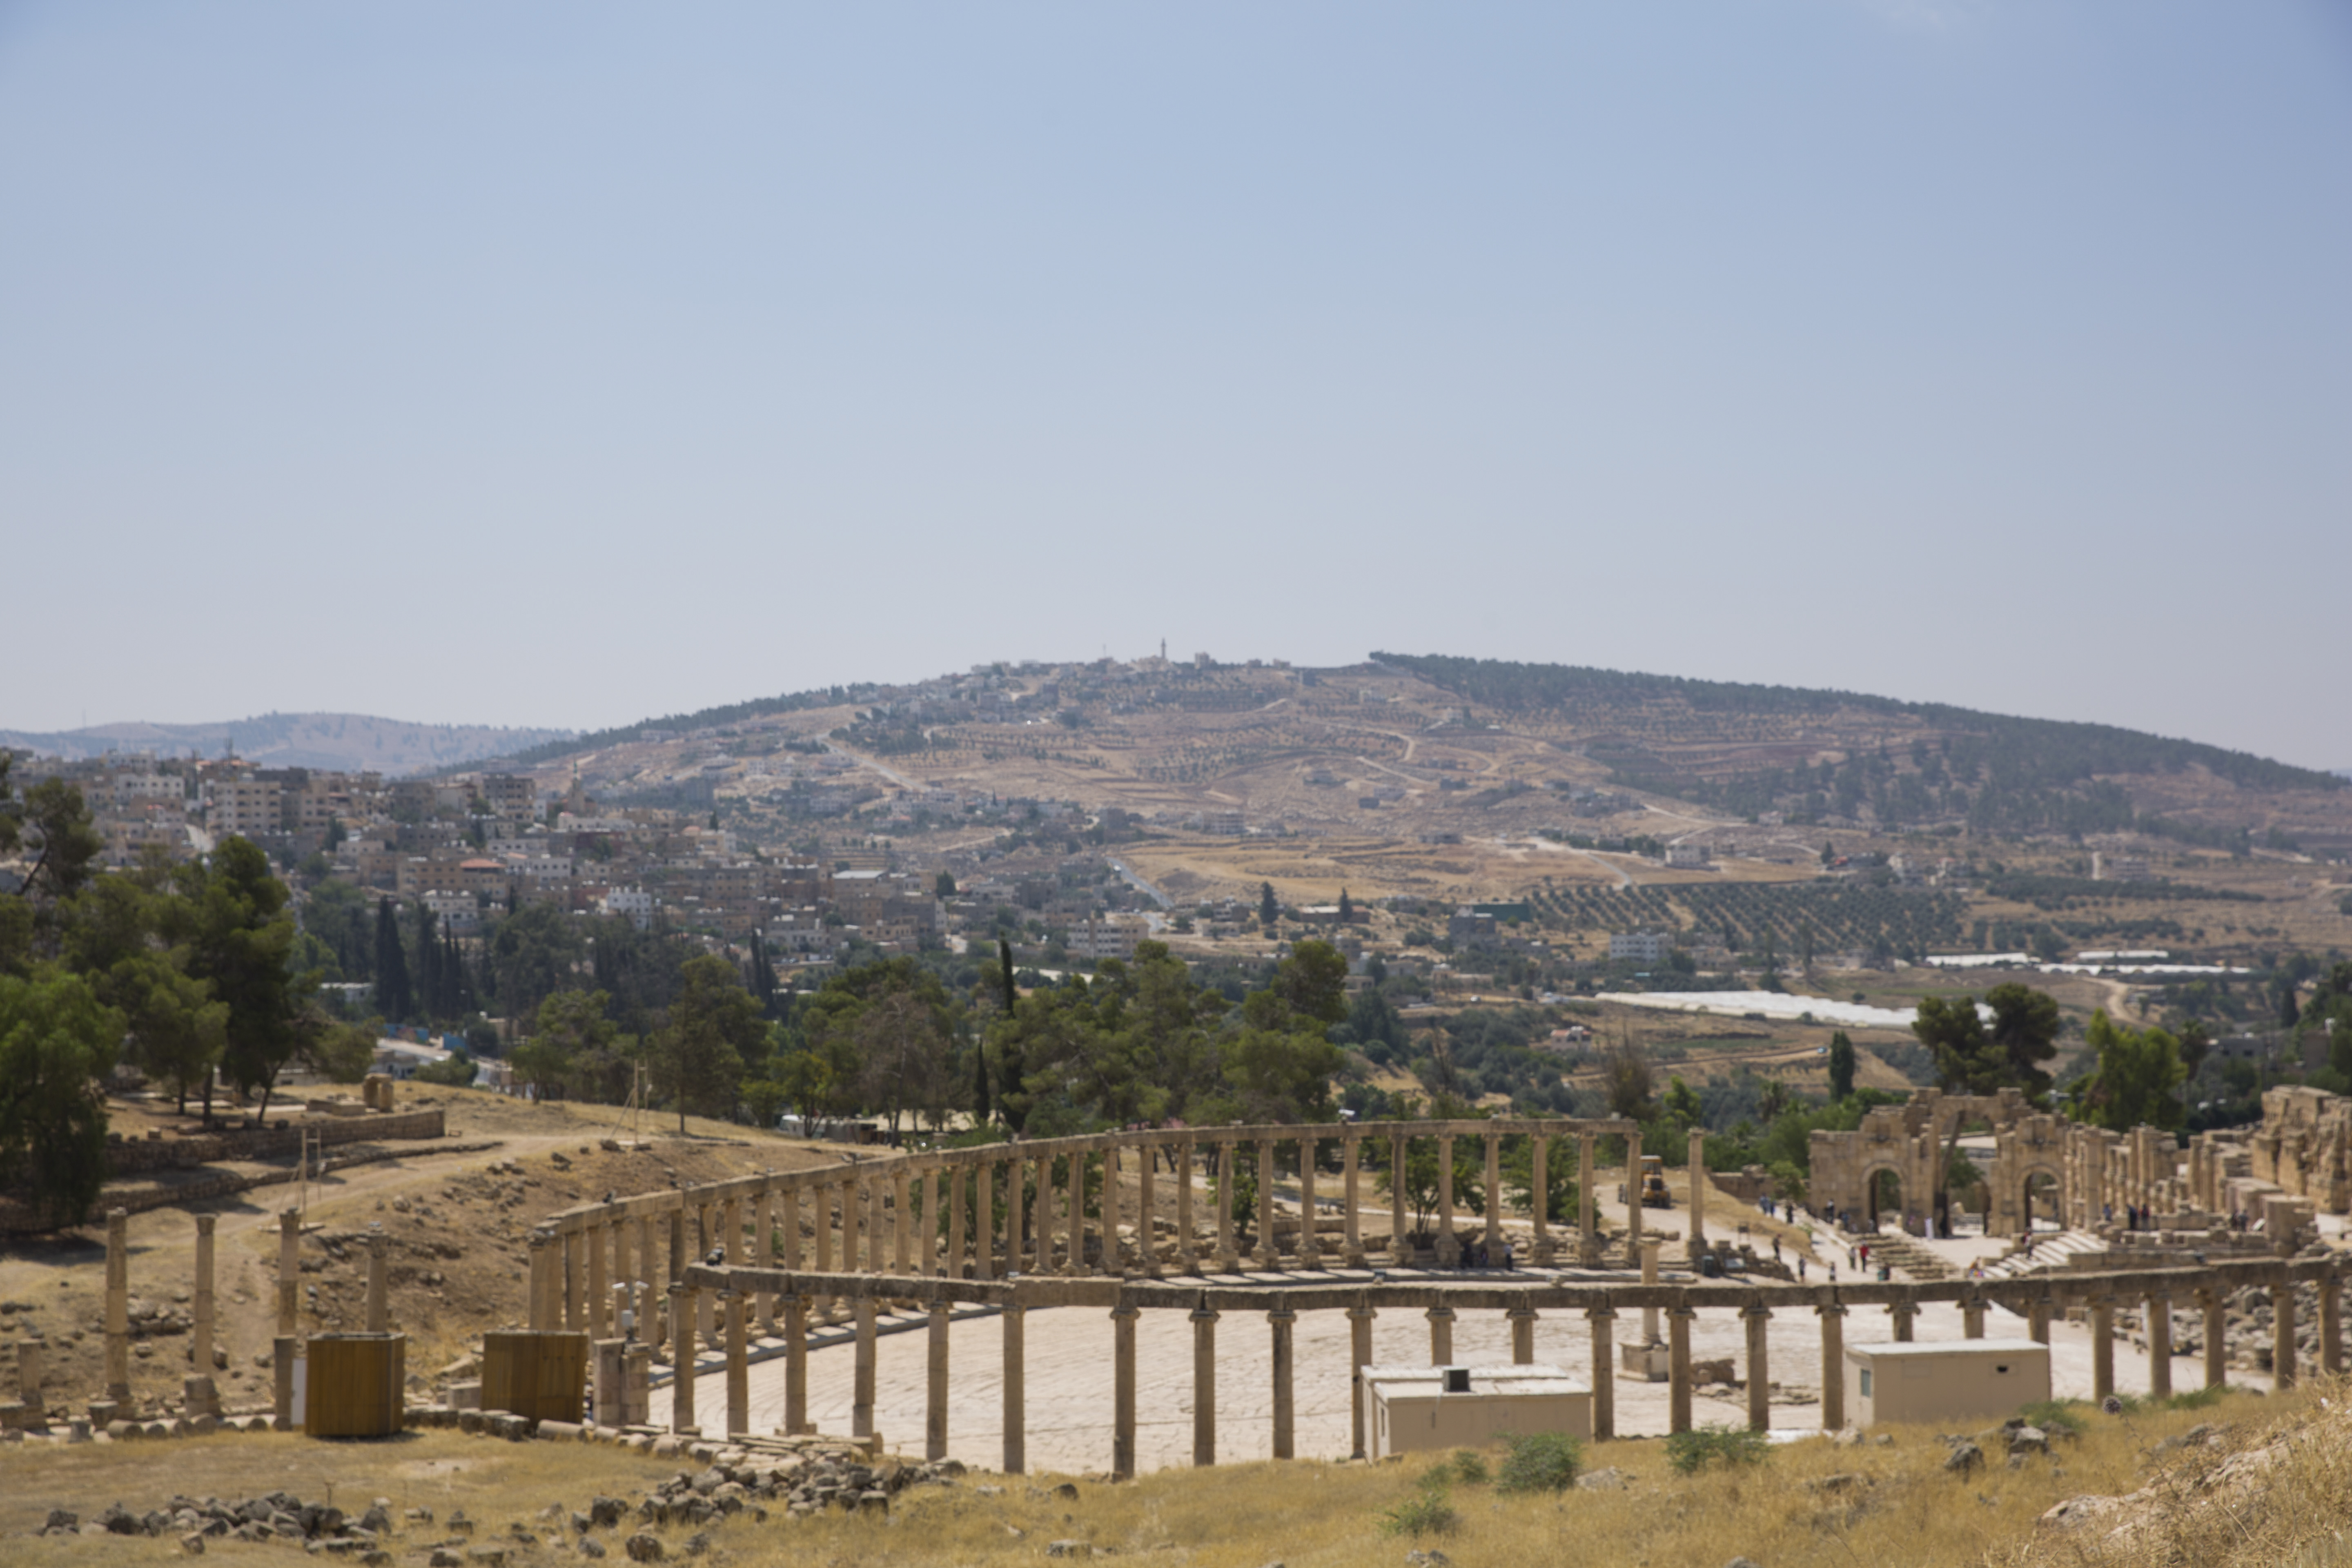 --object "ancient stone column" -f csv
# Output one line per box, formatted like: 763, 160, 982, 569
1483, 1131, 1503, 1254
724, 1292, 749, 1437
1890, 1300, 1917, 1343
1508, 1299, 1537, 1365
1343, 1135, 1366, 1266
1426, 1301, 1455, 1365
1070, 1147, 1090, 1275
926, 1294, 951, 1461
1269, 1302, 1297, 1460
680, 1278, 704, 1370
366, 1227, 390, 1334
1348, 1298, 1376, 1459
1390, 1132, 1410, 1263
1624, 1127, 1644, 1258
1298, 1137, 1321, 1268
1531, 1134, 1554, 1266
1136, 1144, 1156, 1277
2322, 1272, 2344, 1377
635, 1213, 656, 1303
1216, 1142, 1241, 1272
753, 1188, 775, 1328
16, 1337, 45, 1422
1255, 1136, 1278, 1270
587, 1221, 609, 1338
668, 1207, 688, 1298
1818, 1303, 1847, 1430
611, 1216, 632, 1310
2201, 1288, 2227, 1390
2273, 1274, 2298, 1391
564, 1228, 583, 1332
2147, 1293, 2173, 1398
1962, 1292, 1985, 1340
974, 1162, 995, 1281
779, 1184, 801, 1272
1587, 1303, 1616, 1441
1640, 1241, 1662, 1346
1111, 1298, 1138, 1479
868, 1175, 888, 1274
191, 1215, 218, 1399
1688, 1129, 1709, 1265
949, 1166, 969, 1279
1436, 1134, 1459, 1267
853, 1297, 878, 1438
1744, 1302, 1771, 1433
1176, 1140, 1197, 1274
1003, 1157, 1025, 1274
526, 1232, 552, 1332
722, 1195, 742, 1266
922, 1166, 943, 1276
784, 1295, 812, 1435
272, 1335, 297, 1431
2030, 1291, 2054, 1346
1191, 1301, 1219, 1466
1667, 1303, 1694, 1435
1002, 1298, 1028, 1475
893, 1168, 912, 1275
813, 1183, 836, 1325
2090, 1296, 2115, 1399
278, 1209, 301, 1336
1578, 1134, 1599, 1265
697, 1267, 716, 1352
668, 1286, 695, 1432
